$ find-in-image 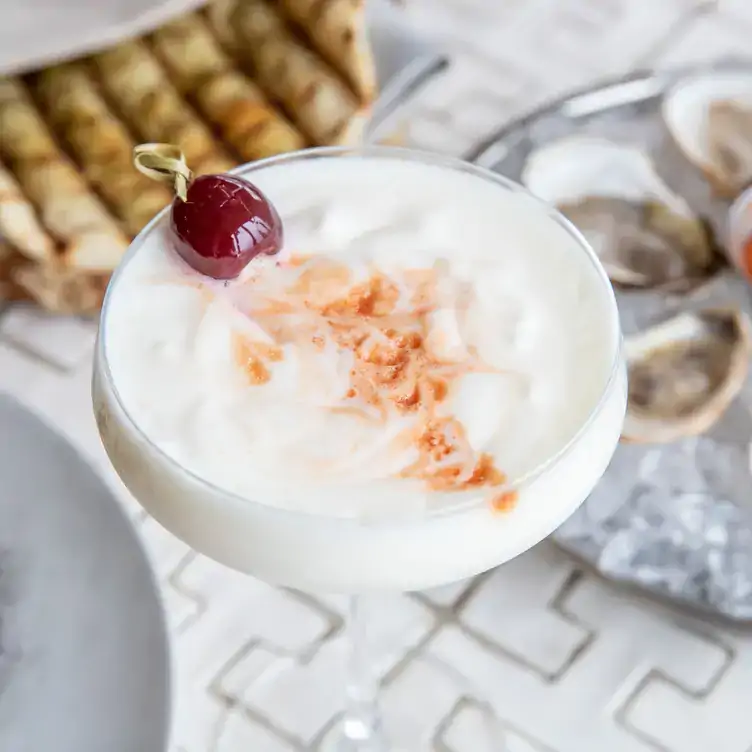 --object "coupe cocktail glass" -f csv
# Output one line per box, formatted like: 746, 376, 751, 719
93, 147, 626, 751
